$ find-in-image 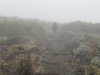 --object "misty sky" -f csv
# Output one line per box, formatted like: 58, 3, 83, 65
0, 0, 100, 23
